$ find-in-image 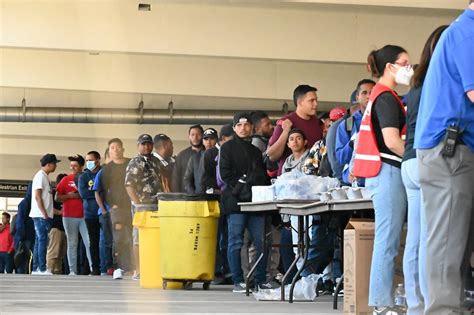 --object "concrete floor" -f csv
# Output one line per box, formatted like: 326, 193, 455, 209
0, 274, 343, 314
